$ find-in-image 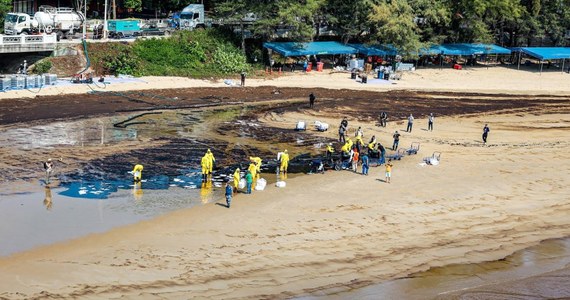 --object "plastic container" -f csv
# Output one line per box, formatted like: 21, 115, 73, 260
306, 63, 312, 72
44, 74, 58, 85
25, 75, 37, 88
11, 75, 25, 89
316, 62, 324, 72
255, 178, 267, 191
295, 121, 306, 131
238, 178, 246, 189
351, 72, 356, 79
0, 77, 11, 90
275, 181, 286, 188
378, 71, 384, 79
